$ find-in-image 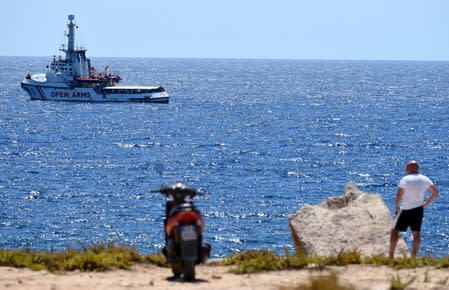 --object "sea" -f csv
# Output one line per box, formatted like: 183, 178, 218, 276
0, 57, 448, 258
